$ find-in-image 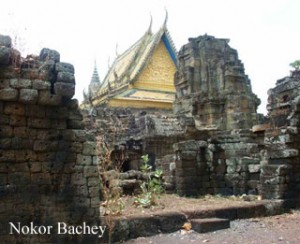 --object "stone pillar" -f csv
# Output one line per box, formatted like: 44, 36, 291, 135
173, 140, 207, 196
